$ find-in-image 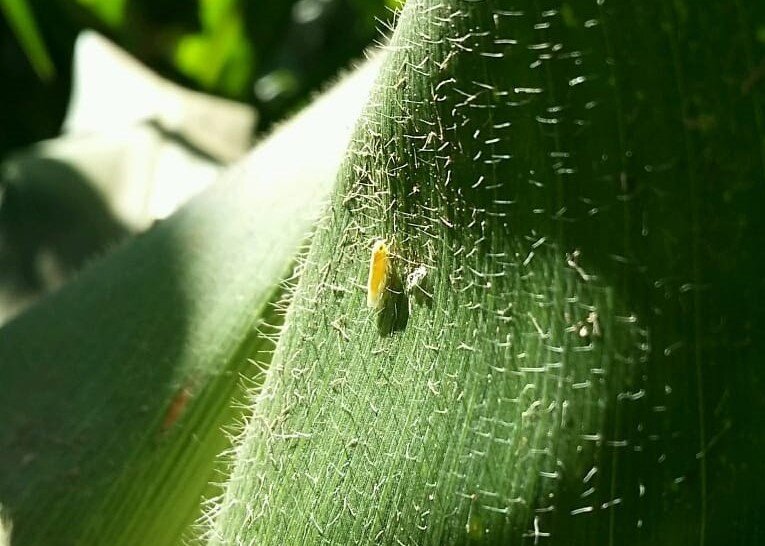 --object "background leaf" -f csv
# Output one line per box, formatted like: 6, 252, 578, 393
0, 0, 54, 80
0, 53, 382, 546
